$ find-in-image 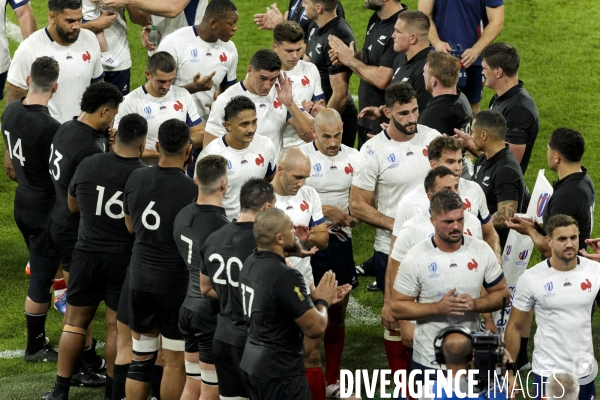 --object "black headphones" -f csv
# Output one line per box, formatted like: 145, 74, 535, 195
433, 325, 474, 366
